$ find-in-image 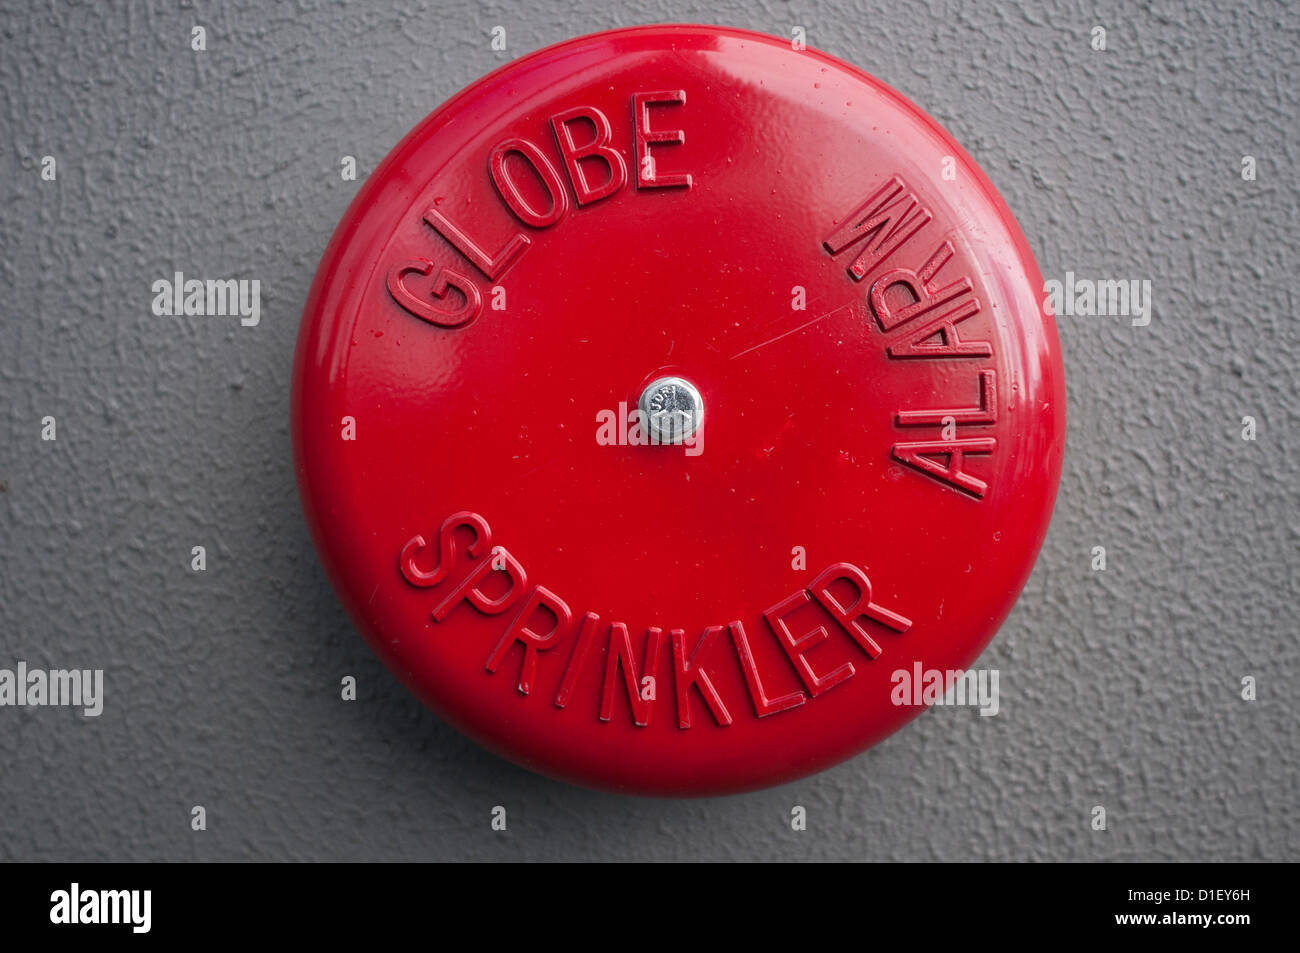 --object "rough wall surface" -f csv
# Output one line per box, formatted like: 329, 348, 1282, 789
0, 0, 1295, 861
